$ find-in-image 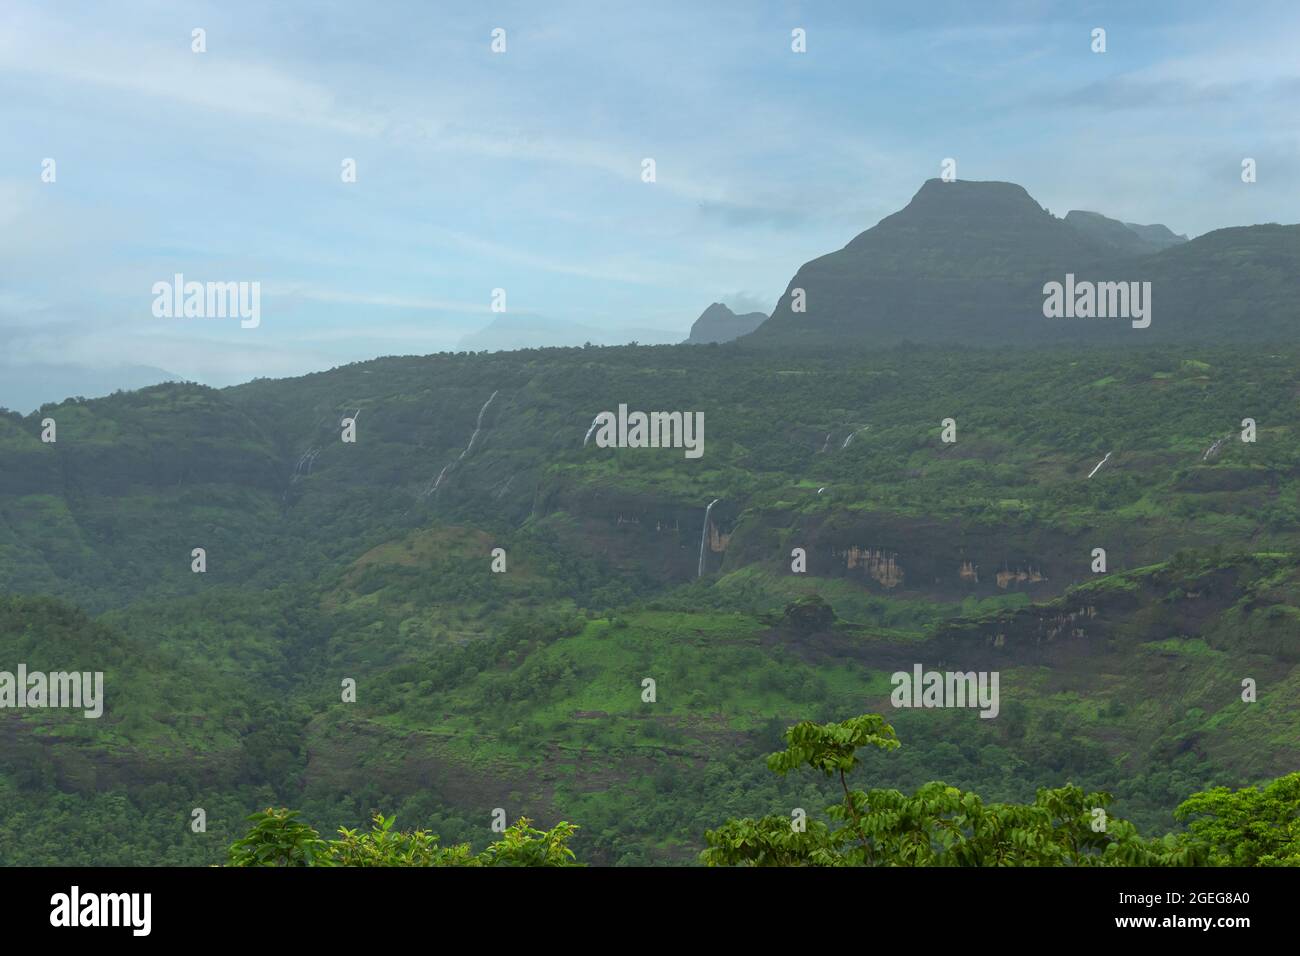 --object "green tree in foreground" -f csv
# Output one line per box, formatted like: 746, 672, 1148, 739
226, 720, 1298, 867
228, 808, 580, 867
1175, 771, 1300, 866
701, 714, 1205, 867
227, 809, 328, 866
